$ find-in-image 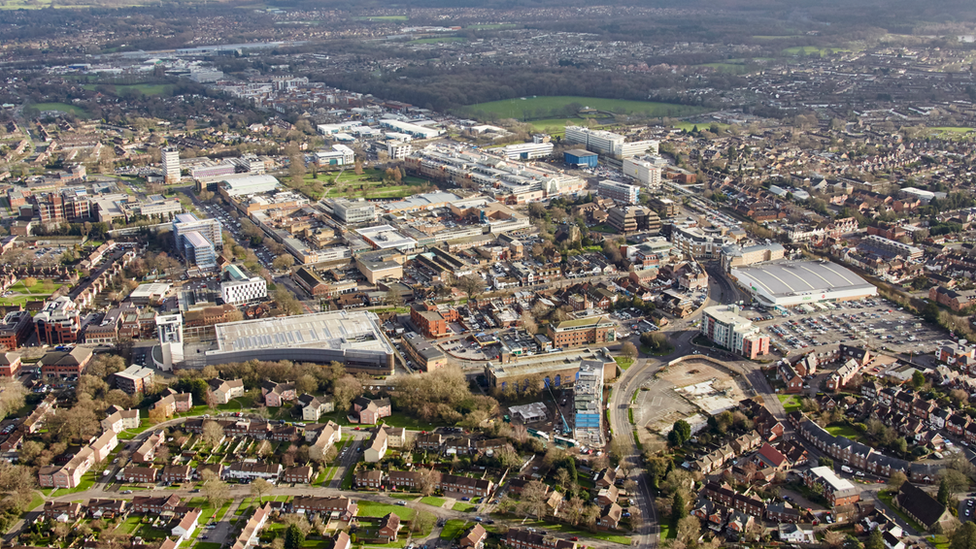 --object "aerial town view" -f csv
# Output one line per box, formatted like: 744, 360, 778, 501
5, 0, 976, 548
